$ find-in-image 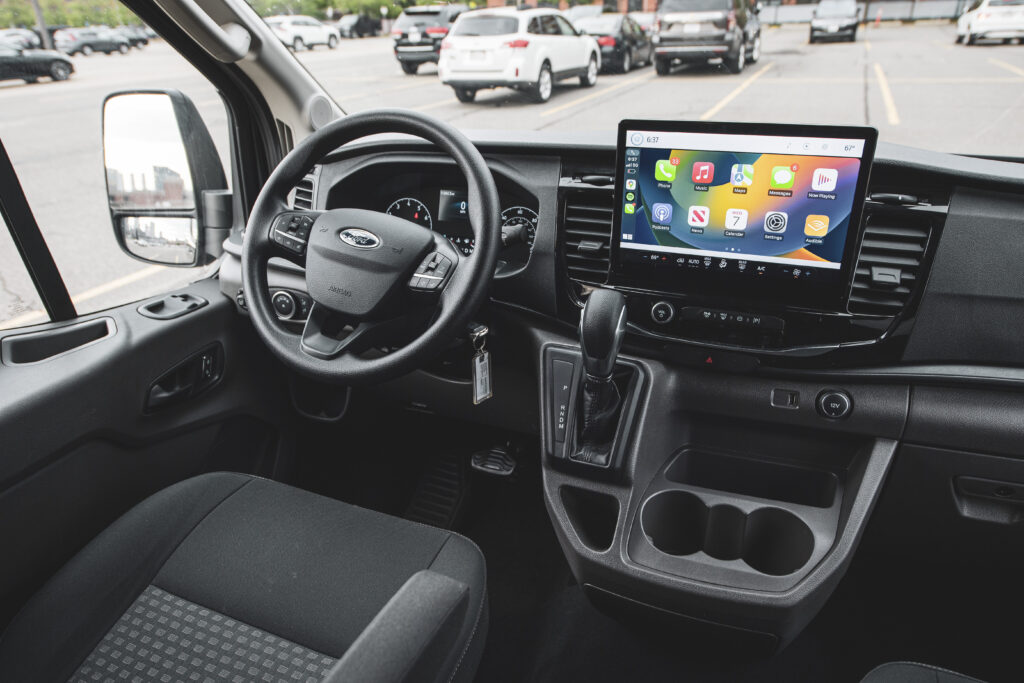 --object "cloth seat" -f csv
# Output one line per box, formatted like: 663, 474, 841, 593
861, 662, 986, 683
0, 472, 487, 683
